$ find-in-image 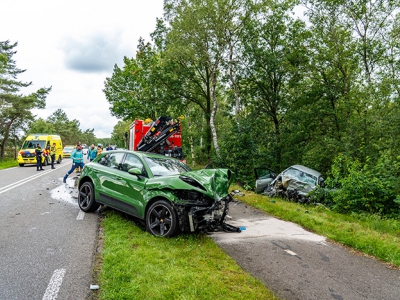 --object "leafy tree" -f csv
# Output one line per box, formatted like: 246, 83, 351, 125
104, 39, 174, 121
46, 109, 83, 145
164, 0, 253, 158
0, 40, 51, 159
28, 118, 56, 134
238, 1, 309, 169
111, 120, 132, 149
